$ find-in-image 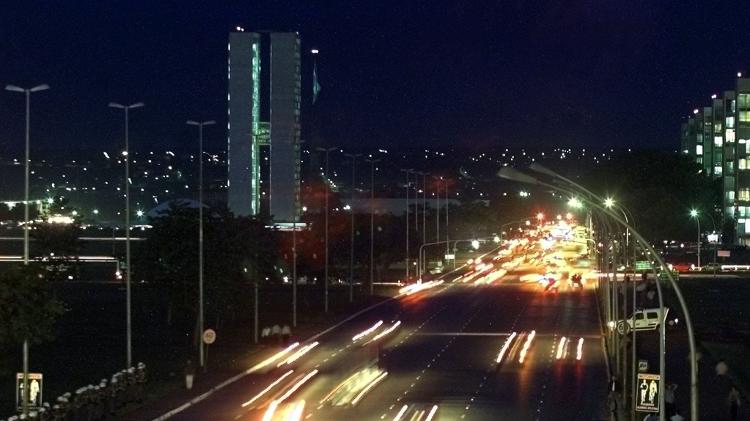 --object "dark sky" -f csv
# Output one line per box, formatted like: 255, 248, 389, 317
1, 1, 749, 156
